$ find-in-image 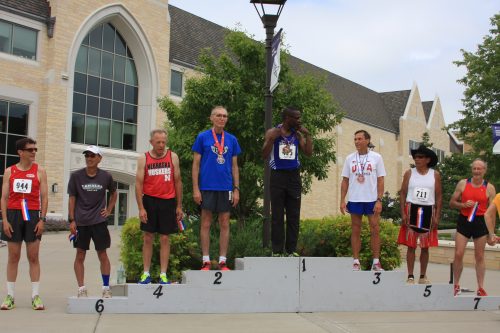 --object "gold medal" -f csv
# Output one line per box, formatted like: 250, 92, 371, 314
216, 154, 225, 164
